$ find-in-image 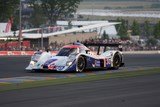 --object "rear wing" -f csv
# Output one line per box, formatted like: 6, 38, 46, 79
84, 43, 122, 55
